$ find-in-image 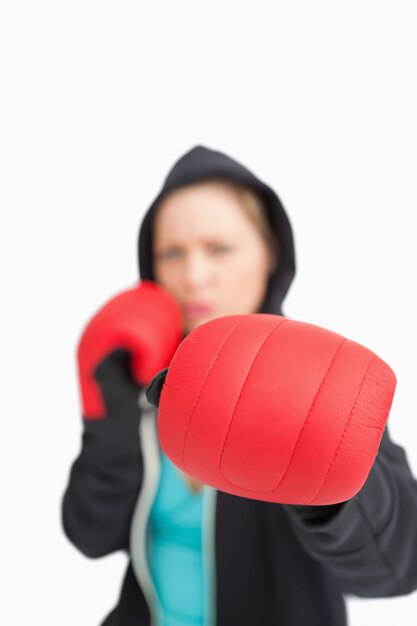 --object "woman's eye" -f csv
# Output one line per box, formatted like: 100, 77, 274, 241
156, 249, 181, 260
210, 245, 232, 254
155, 245, 232, 260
